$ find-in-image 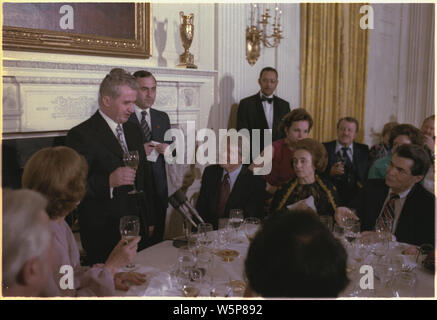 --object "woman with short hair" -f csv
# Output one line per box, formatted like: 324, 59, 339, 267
270, 138, 339, 217
22, 146, 146, 296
